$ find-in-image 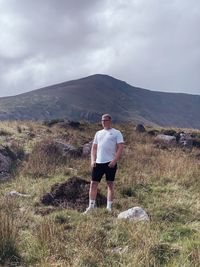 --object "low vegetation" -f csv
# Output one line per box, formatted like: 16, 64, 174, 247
0, 120, 199, 266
